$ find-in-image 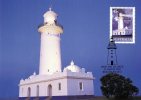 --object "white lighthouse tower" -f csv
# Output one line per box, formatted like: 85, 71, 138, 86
118, 13, 124, 30
38, 8, 63, 75
19, 8, 94, 99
